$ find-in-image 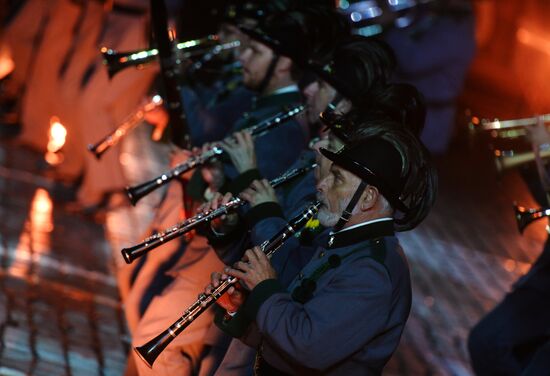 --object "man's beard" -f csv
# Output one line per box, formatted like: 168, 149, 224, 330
317, 206, 340, 228
317, 194, 359, 228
